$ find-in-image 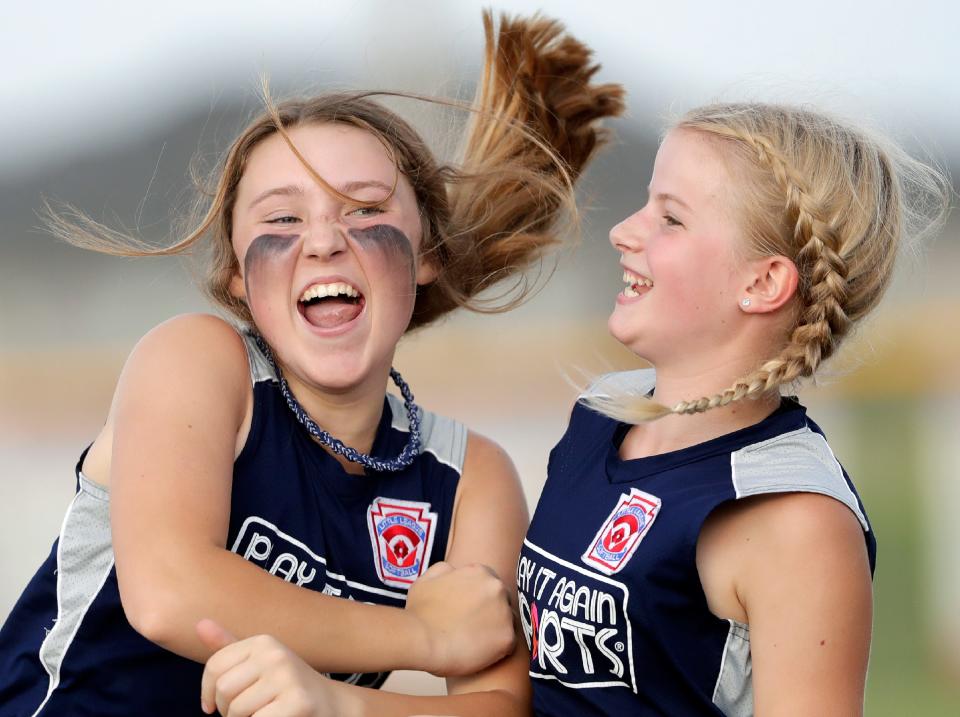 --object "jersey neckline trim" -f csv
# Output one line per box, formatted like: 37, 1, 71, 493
604, 397, 808, 484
